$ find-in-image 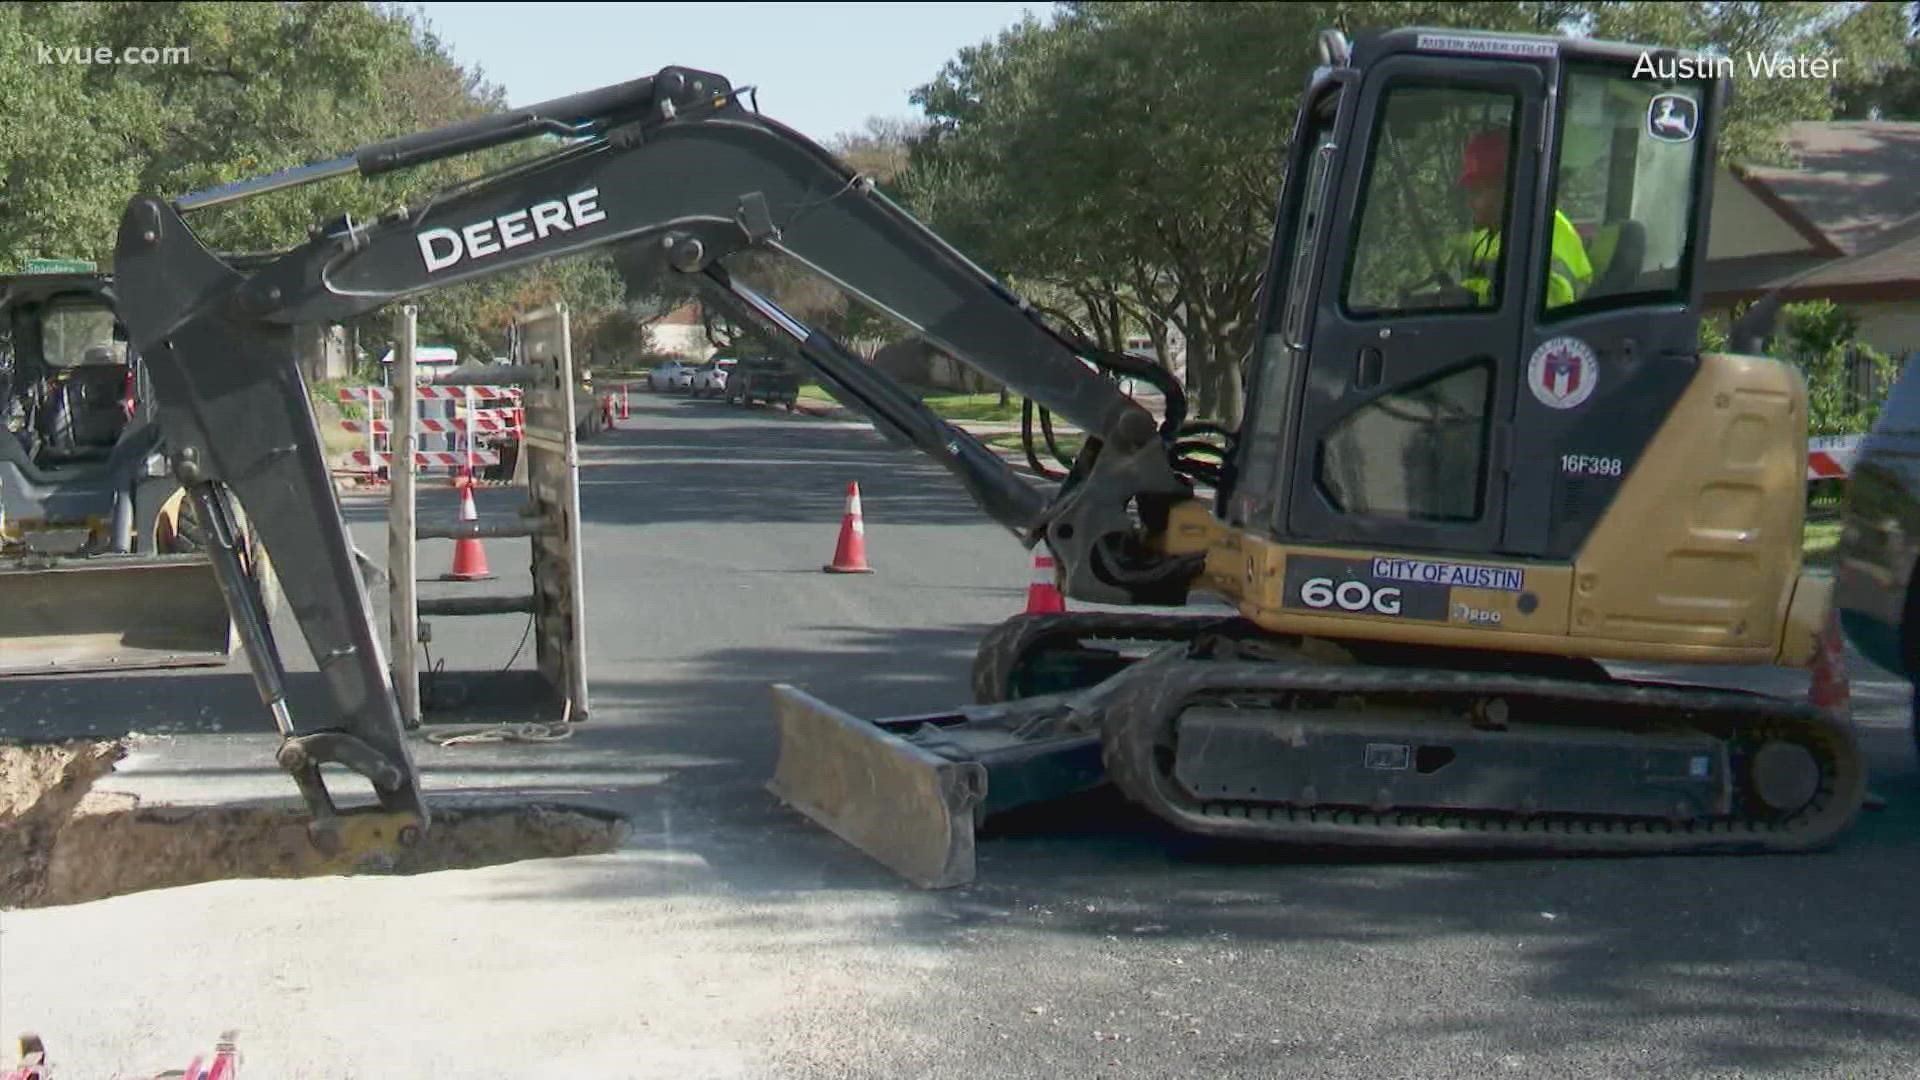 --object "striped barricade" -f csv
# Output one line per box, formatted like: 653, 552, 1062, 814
338, 385, 524, 402
337, 384, 524, 483
341, 415, 522, 435
1808, 435, 1861, 481
350, 449, 500, 469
